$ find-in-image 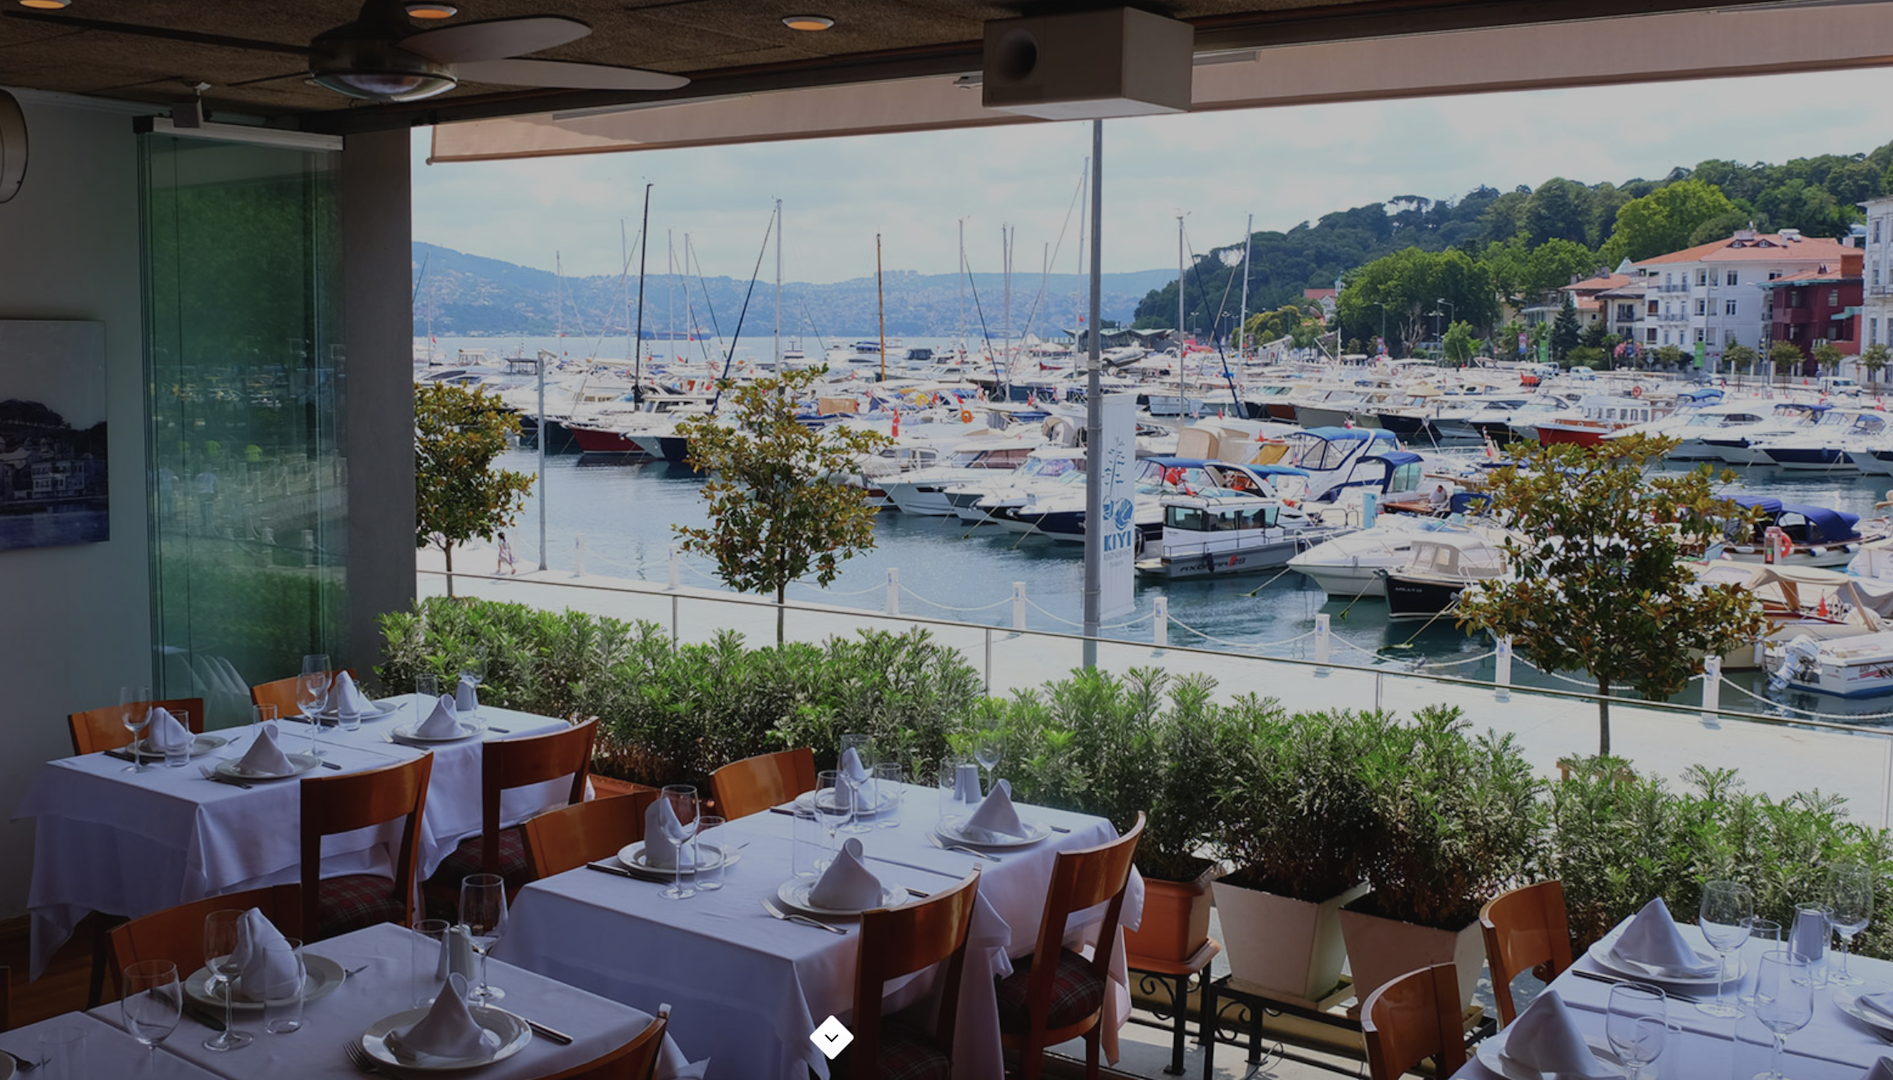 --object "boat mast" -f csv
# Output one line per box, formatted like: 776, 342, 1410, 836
1238, 212, 1252, 358
633, 182, 651, 404
1177, 216, 1185, 416
877, 232, 886, 383
1075, 158, 1087, 354
1002, 224, 1012, 376
667, 230, 675, 358
958, 217, 968, 361
774, 197, 783, 367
